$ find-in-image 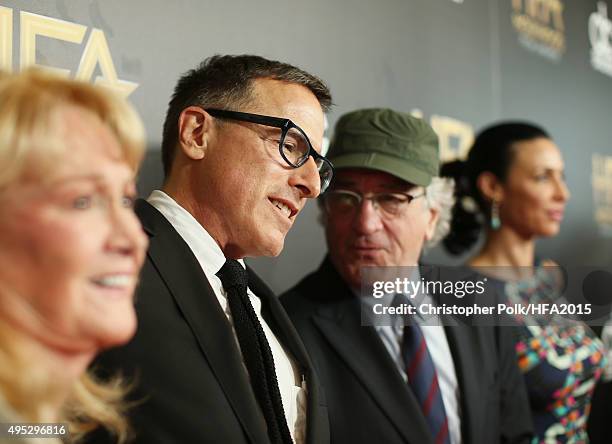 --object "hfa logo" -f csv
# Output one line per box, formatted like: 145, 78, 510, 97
0, 7, 138, 97
589, 2, 612, 78
410, 109, 474, 163
511, 0, 565, 61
